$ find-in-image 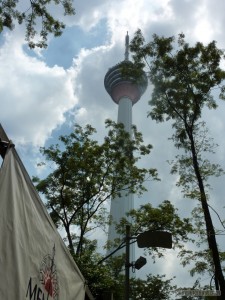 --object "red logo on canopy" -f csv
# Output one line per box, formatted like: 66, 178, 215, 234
39, 245, 59, 299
